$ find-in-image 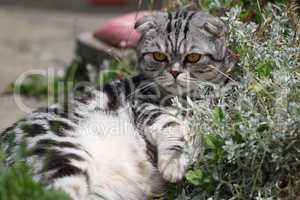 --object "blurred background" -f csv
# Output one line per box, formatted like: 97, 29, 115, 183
0, 0, 162, 131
